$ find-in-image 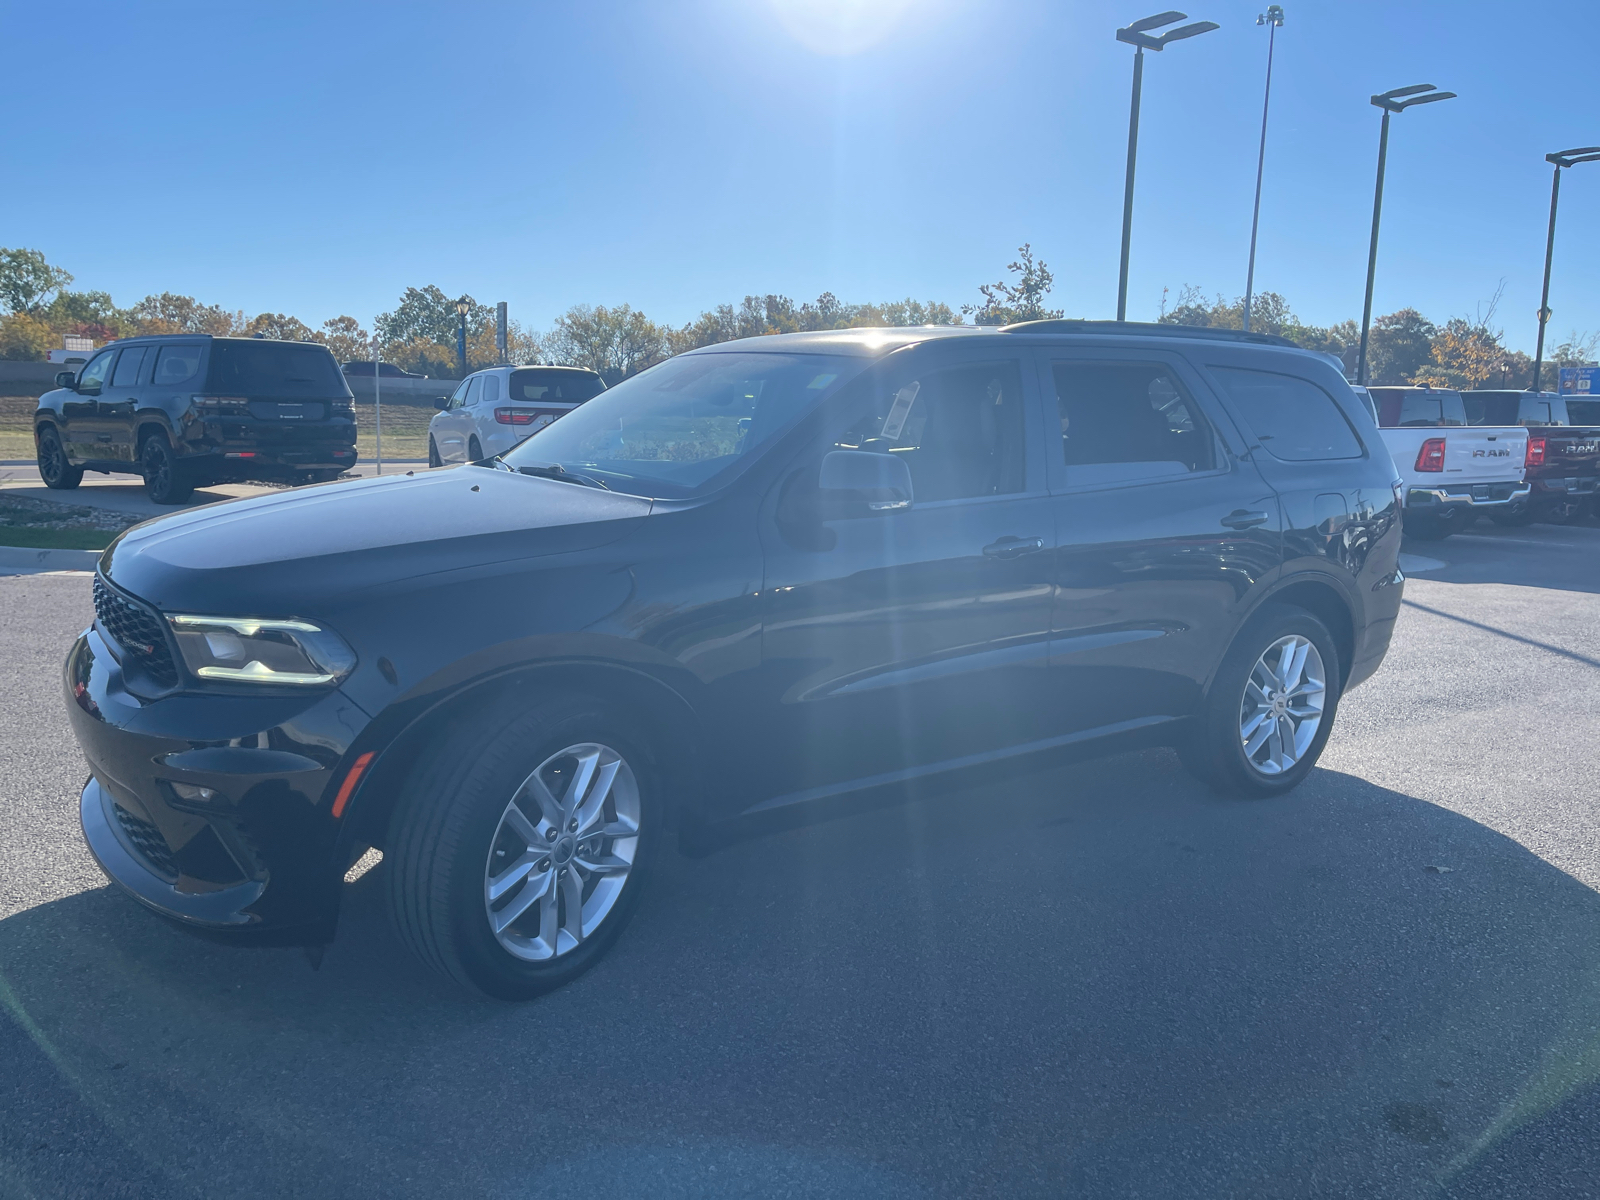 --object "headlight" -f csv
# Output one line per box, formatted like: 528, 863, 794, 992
168, 615, 356, 686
